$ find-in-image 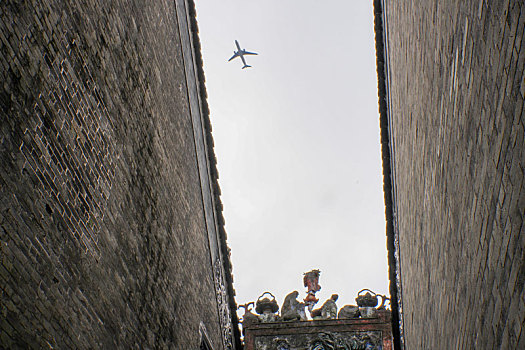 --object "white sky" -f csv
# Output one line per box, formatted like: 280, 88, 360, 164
194, 0, 388, 318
